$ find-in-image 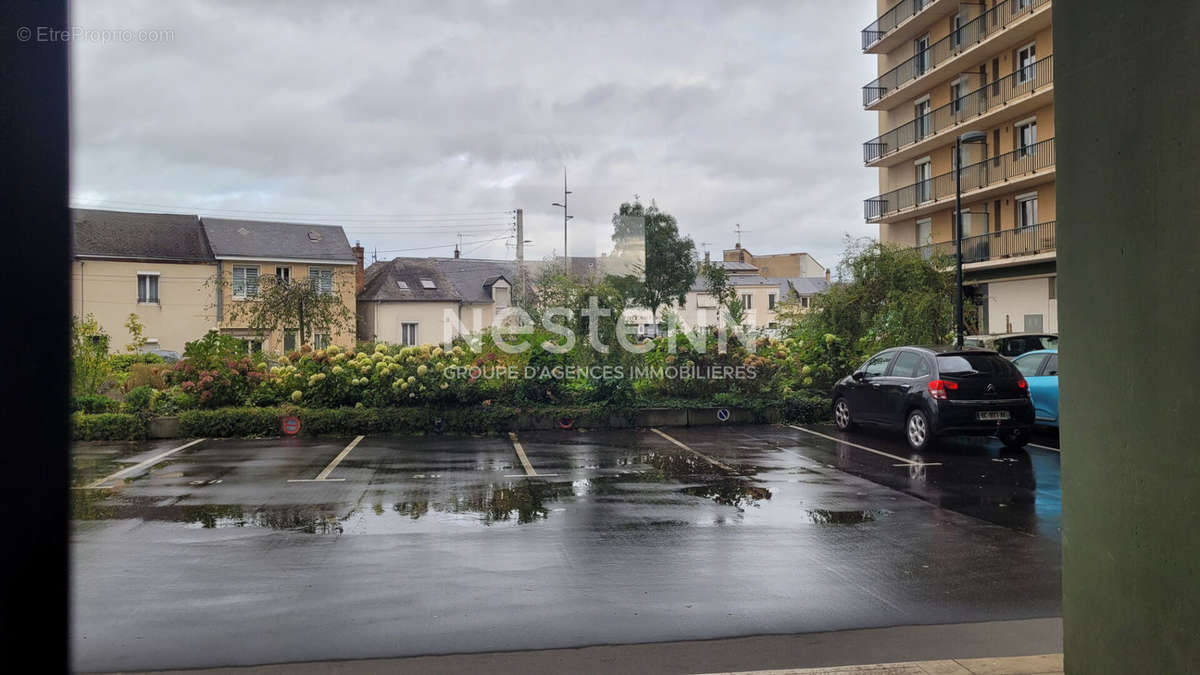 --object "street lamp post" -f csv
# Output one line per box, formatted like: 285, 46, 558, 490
954, 130, 987, 348
551, 167, 572, 269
